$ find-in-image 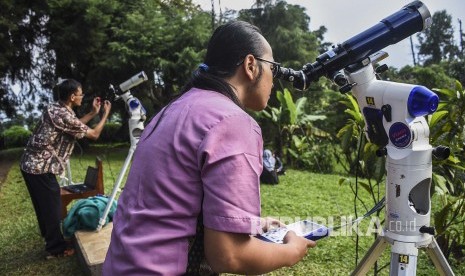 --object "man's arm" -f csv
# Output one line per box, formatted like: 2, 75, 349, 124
80, 97, 101, 124
204, 227, 315, 275
80, 111, 98, 124
85, 100, 111, 140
